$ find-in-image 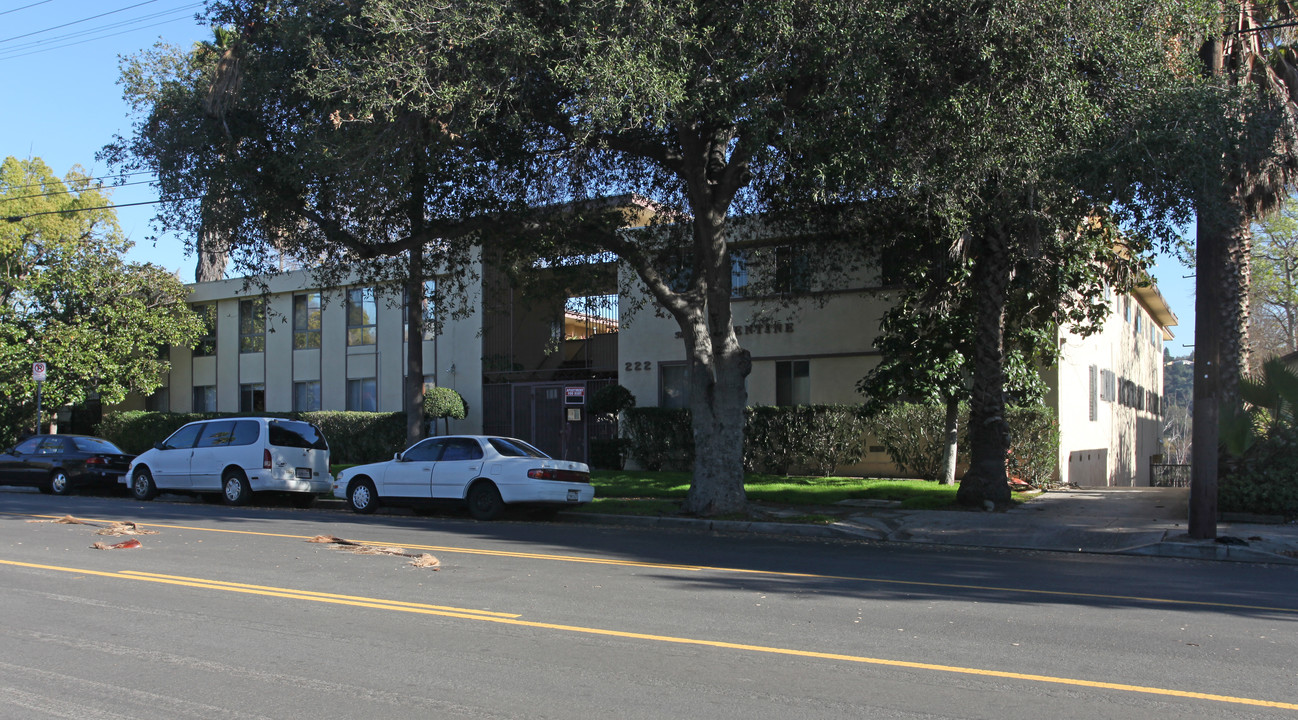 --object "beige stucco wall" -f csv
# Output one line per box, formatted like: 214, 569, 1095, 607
1049, 290, 1169, 486
142, 267, 483, 436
